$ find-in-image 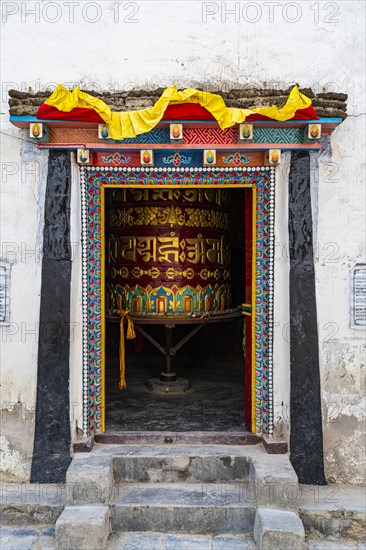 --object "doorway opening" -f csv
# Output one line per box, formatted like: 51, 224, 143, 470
103, 188, 252, 433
